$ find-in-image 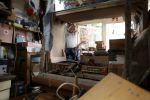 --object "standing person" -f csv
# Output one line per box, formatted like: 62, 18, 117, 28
65, 23, 85, 64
